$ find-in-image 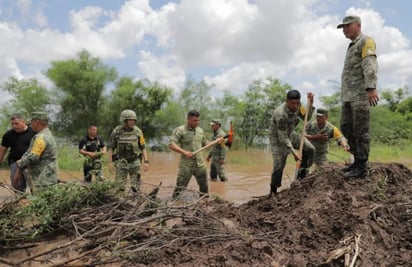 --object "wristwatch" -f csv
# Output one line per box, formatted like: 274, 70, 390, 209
144, 160, 149, 164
